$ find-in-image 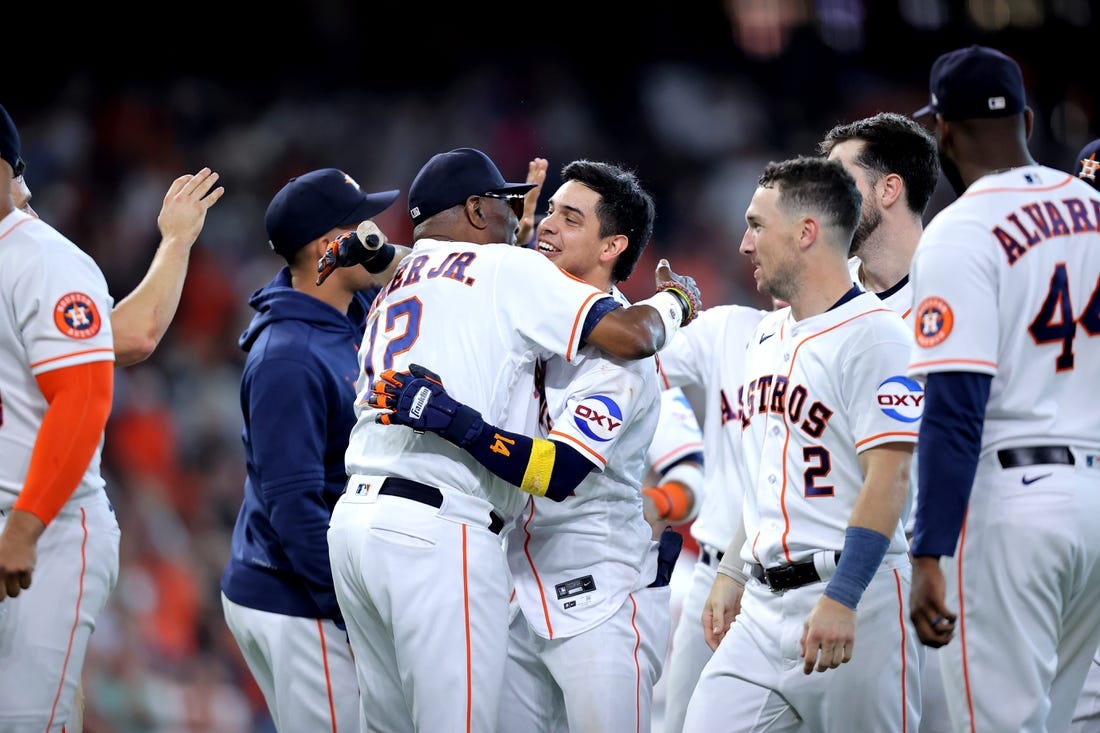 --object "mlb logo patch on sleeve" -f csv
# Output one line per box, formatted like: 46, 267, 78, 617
53, 292, 102, 339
